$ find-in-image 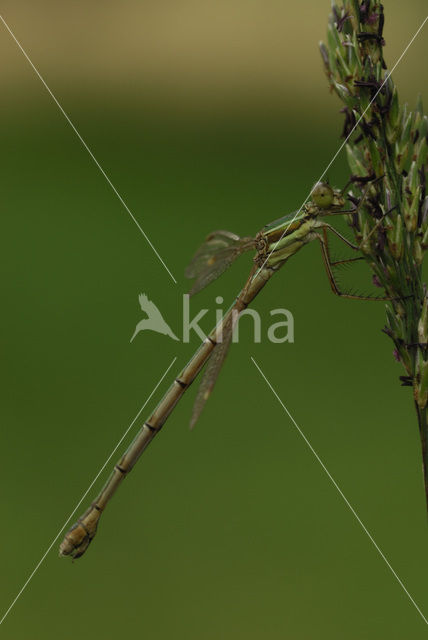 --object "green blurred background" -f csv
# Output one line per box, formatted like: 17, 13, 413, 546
1, 1, 428, 638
